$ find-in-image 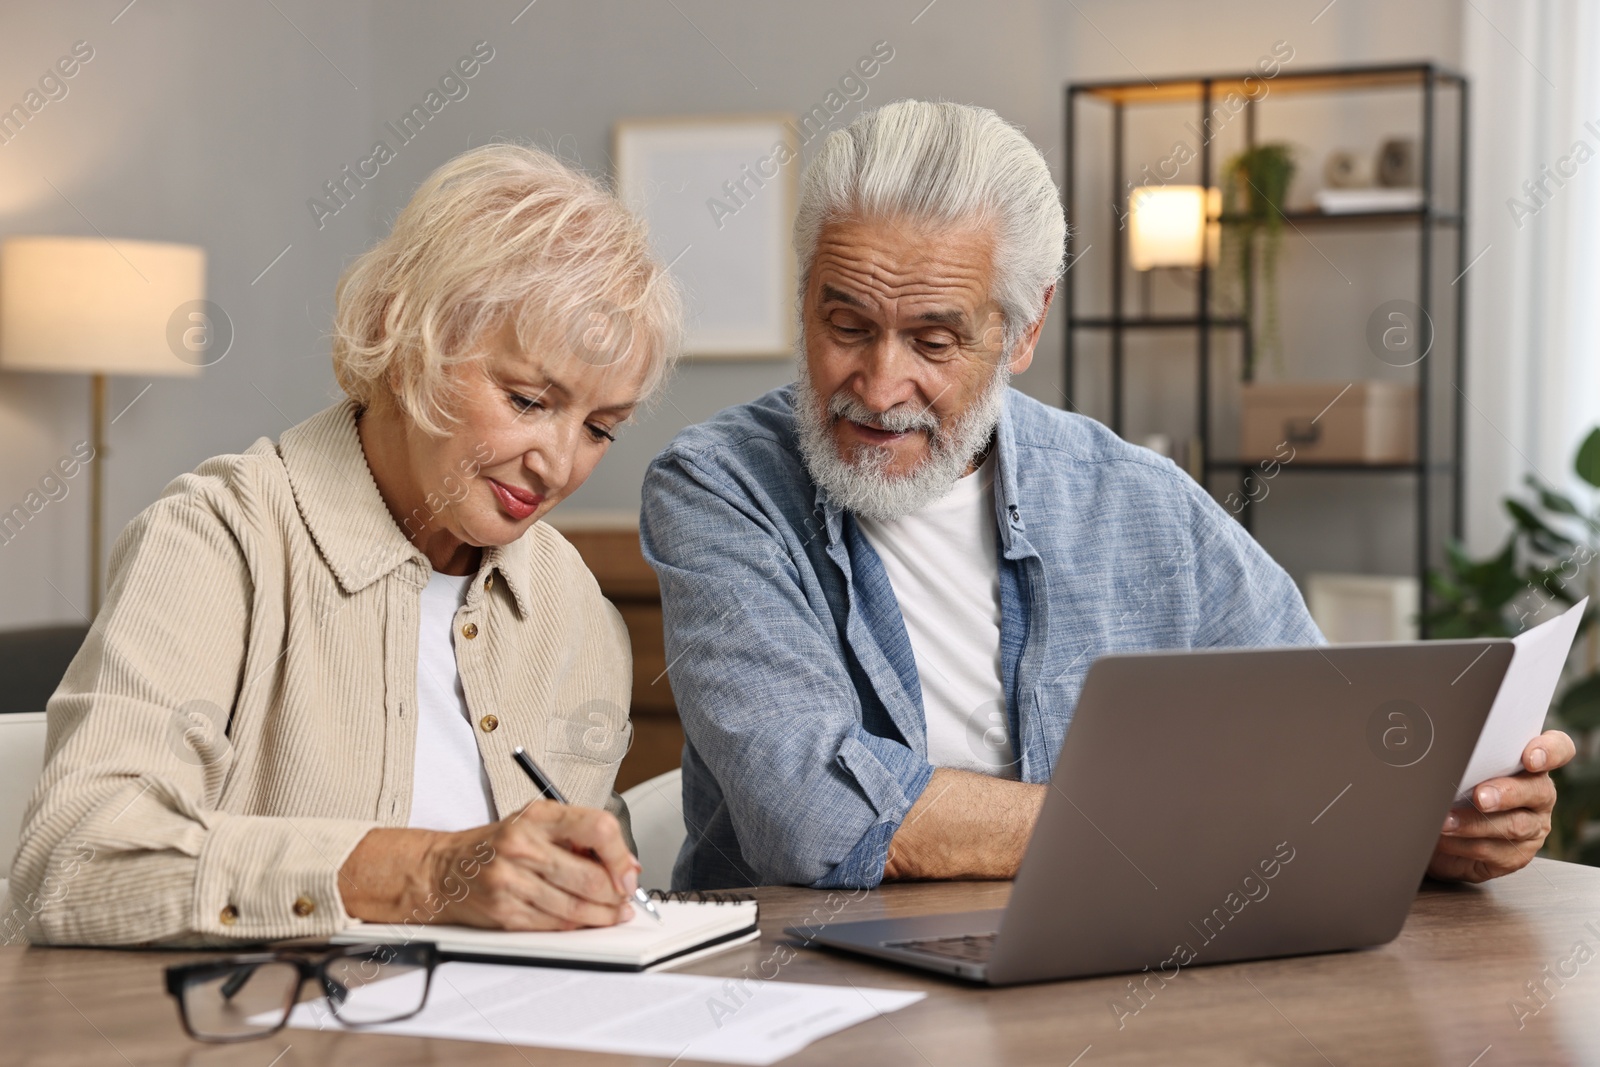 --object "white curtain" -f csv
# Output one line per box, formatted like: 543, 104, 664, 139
1462, 0, 1600, 552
